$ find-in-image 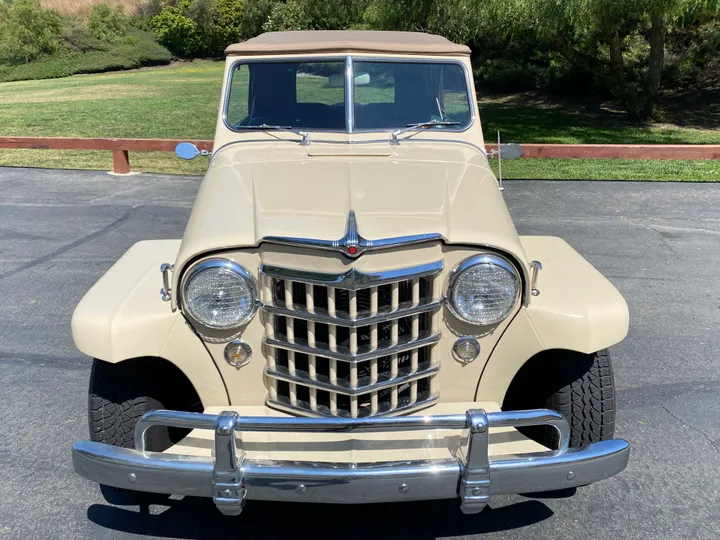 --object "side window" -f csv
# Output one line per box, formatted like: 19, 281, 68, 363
226, 64, 249, 127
